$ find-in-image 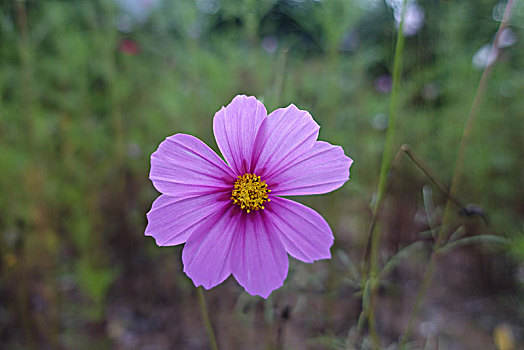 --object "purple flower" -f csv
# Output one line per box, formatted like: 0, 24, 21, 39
146, 95, 353, 298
